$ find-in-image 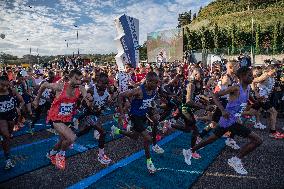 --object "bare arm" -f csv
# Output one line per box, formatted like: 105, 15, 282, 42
12, 89, 25, 109
185, 83, 205, 109
253, 70, 274, 83
212, 85, 239, 116
117, 87, 141, 114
